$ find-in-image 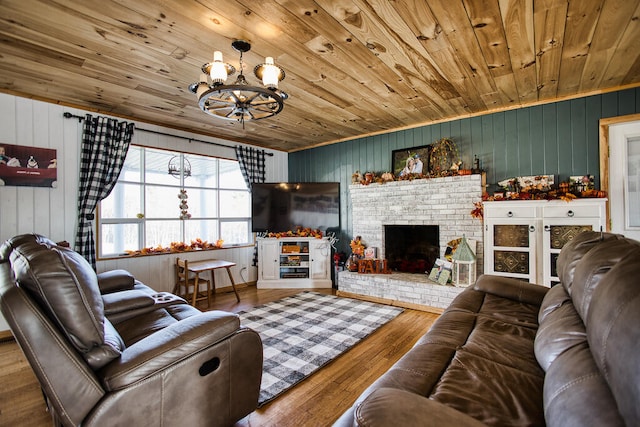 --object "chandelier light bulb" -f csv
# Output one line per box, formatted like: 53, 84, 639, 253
209, 51, 228, 84
261, 57, 280, 88
196, 73, 209, 98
